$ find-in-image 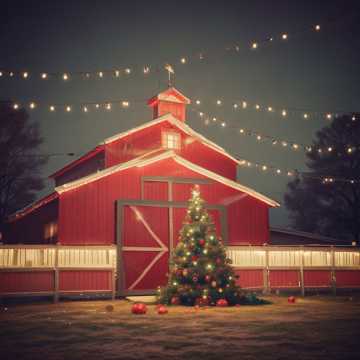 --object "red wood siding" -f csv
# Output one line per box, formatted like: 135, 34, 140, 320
143, 181, 168, 201
59, 270, 112, 291
0, 272, 54, 293
269, 270, 300, 288
156, 101, 186, 121
180, 141, 237, 180
228, 197, 269, 245
303, 270, 332, 287
335, 271, 360, 287
59, 157, 269, 246
234, 269, 264, 288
